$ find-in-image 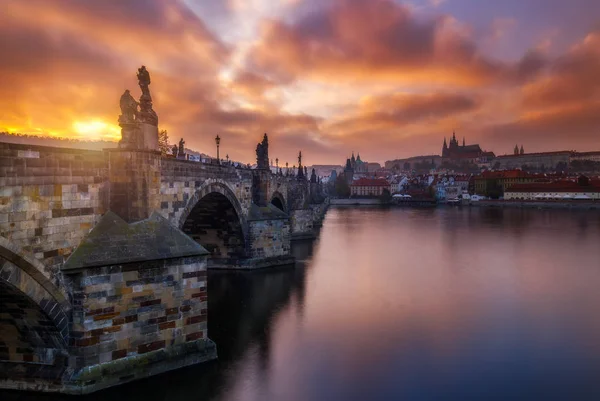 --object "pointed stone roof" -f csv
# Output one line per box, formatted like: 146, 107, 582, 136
62, 211, 209, 270
247, 203, 288, 221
